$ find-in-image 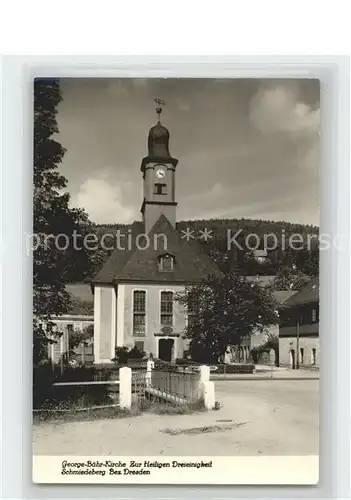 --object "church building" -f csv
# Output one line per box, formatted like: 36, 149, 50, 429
91, 104, 221, 364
